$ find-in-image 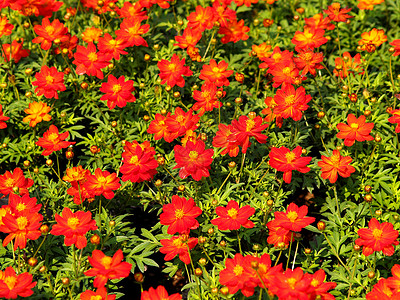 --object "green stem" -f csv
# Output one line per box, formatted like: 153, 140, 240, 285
236, 152, 246, 184
237, 230, 242, 255
286, 232, 294, 270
